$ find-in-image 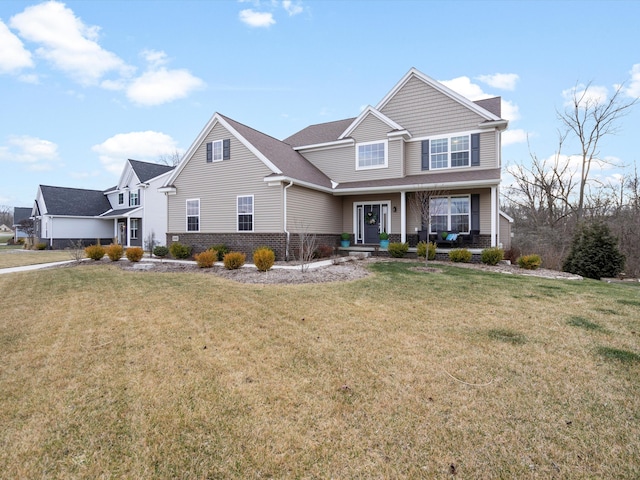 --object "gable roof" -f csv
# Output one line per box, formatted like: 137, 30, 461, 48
39, 185, 112, 216
13, 207, 31, 225
283, 117, 356, 148
338, 106, 408, 140
129, 159, 174, 183
165, 113, 333, 190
